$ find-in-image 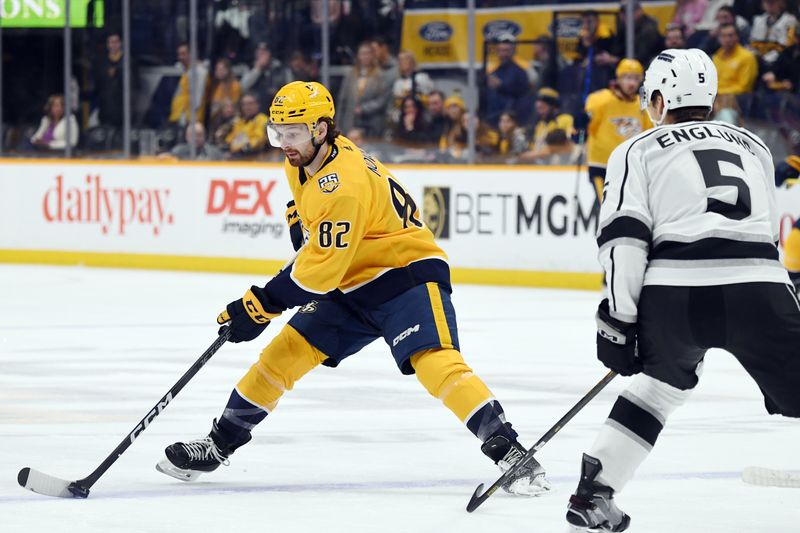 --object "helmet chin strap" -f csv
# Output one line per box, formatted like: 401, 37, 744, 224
646, 102, 667, 126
